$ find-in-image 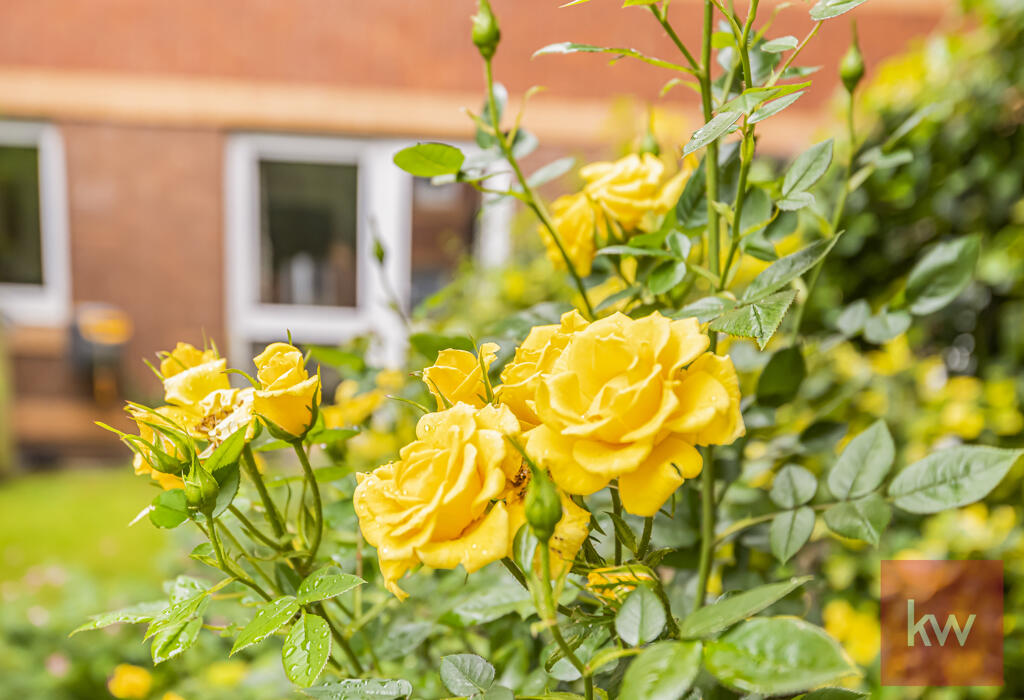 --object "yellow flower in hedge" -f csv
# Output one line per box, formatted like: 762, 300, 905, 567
353, 403, 522, 599
823, 599, 880, 665
128, 405, 196, 490
585, 565, 657, 606
581, 153, 664, 231
497, 310, 589, 429
197, 387, 256, 445
107, 663, 152, 699
541, 192, 601, 277
160, 342, 230, 409
422, 342, 499, 410
525, 311, 744, 516
322, 380, 385, 428
253, 342, 320, 439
